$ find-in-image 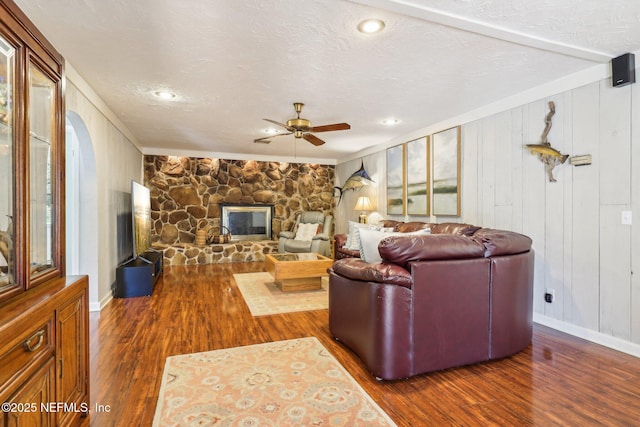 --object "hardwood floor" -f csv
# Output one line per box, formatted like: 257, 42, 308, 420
87, 263, 640, 426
